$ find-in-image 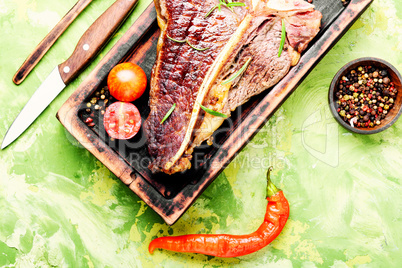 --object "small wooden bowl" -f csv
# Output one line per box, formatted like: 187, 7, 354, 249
329, 57, 402, 134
